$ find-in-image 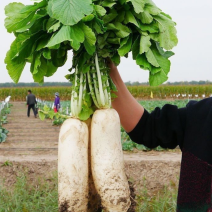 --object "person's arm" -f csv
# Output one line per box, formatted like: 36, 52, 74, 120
109, 62, 144, 133
27, 95, 29, 105
109, 61, 187, 149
